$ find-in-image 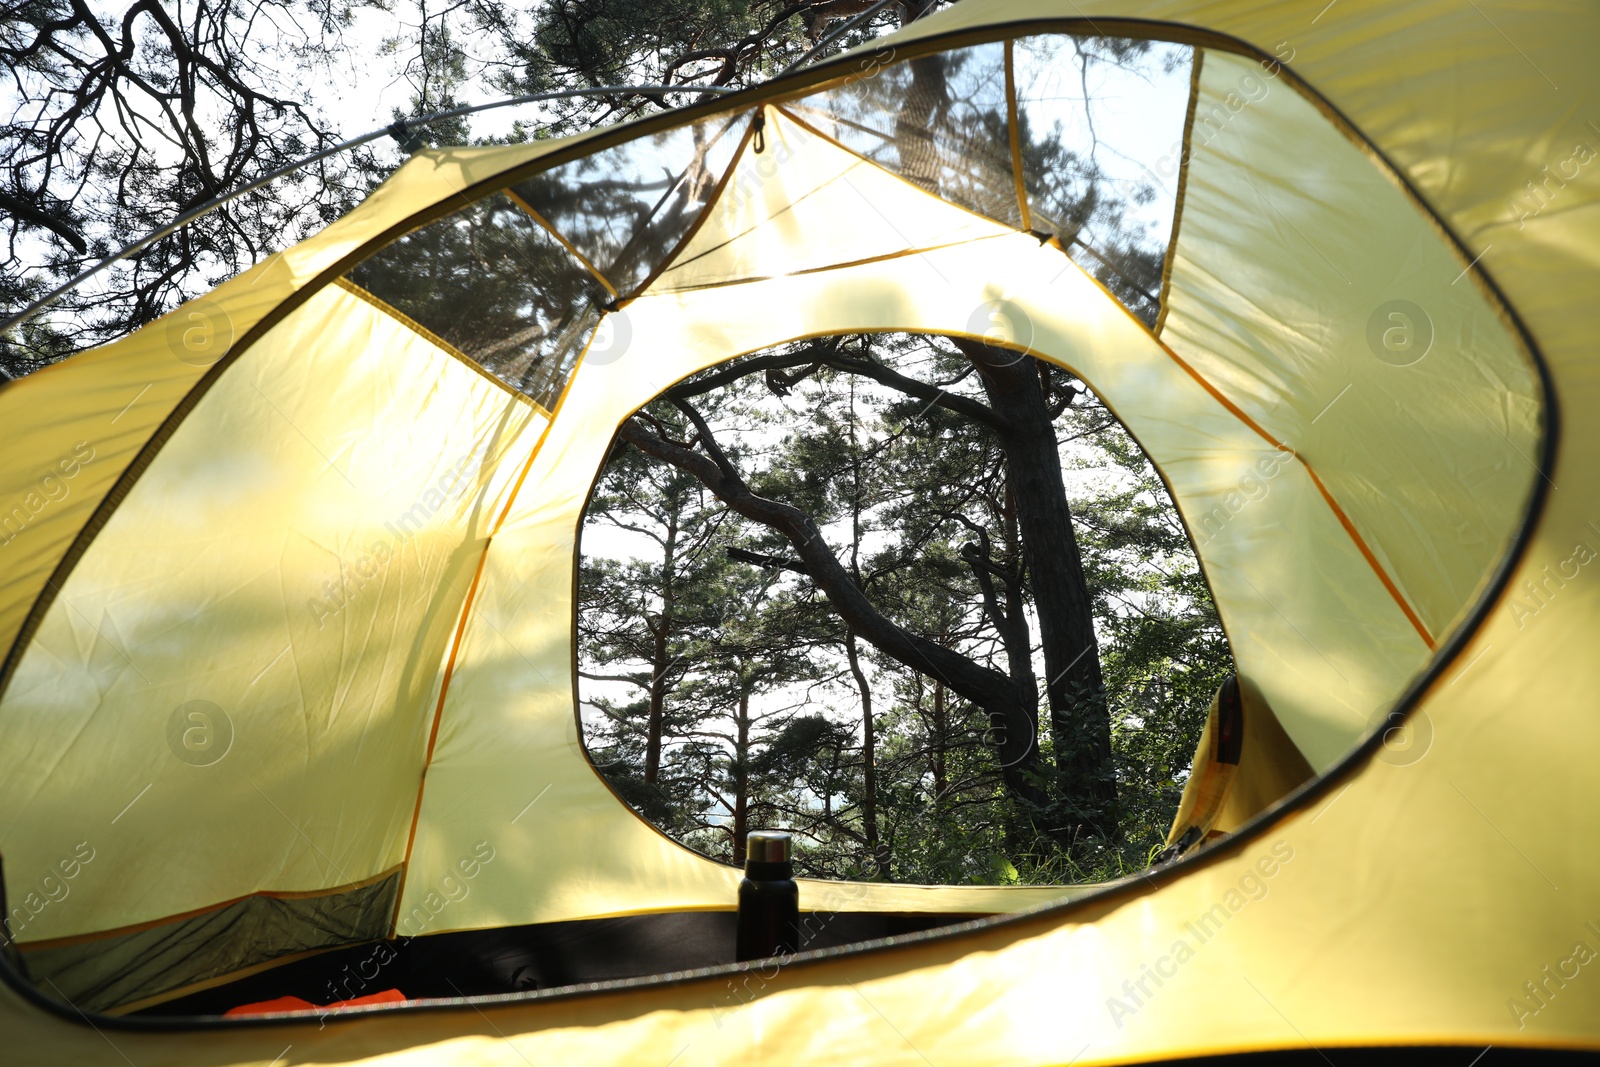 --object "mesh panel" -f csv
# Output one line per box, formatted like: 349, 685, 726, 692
345, 192, 601, 411
787, 36, 1190, 325
24, 871, 400, 1013
339, 38, 1190, 400
1012, 36, 1193, 322
510, 113, 747, 299
786, 42, 1021, 229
